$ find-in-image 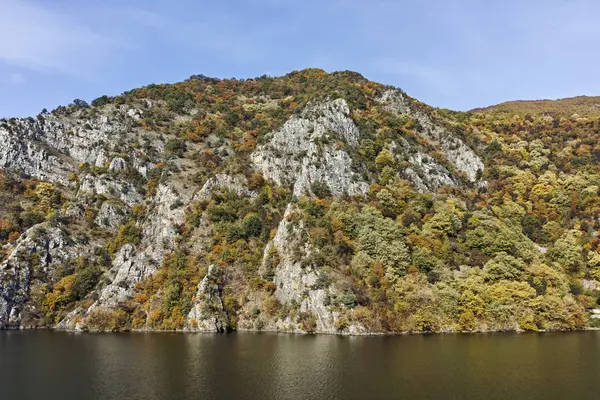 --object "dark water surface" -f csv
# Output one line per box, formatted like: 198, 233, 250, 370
1, 331, 599, 400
